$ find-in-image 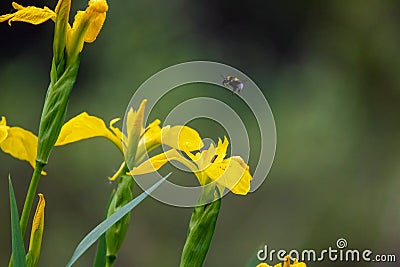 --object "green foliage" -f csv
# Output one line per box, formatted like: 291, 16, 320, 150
66, 173, 171, 267
37, 61, 79, 165
8, 177, 27, 267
